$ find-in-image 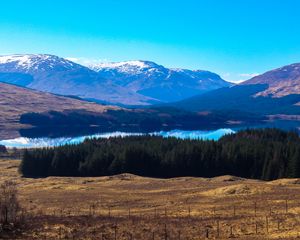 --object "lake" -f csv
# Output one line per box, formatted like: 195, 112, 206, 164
0, 128, 235, 148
